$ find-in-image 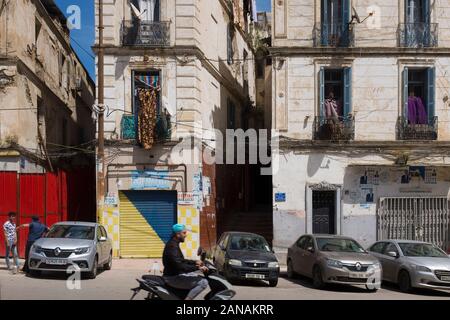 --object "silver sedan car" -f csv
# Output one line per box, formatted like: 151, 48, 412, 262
28, 222, 113, 279
287, 235, 382, 291
368, 240, 450, 292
